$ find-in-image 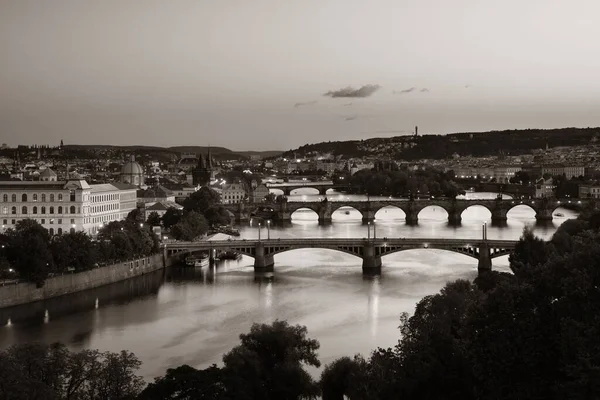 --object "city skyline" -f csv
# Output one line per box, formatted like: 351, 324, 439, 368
2, 0, 600, 150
